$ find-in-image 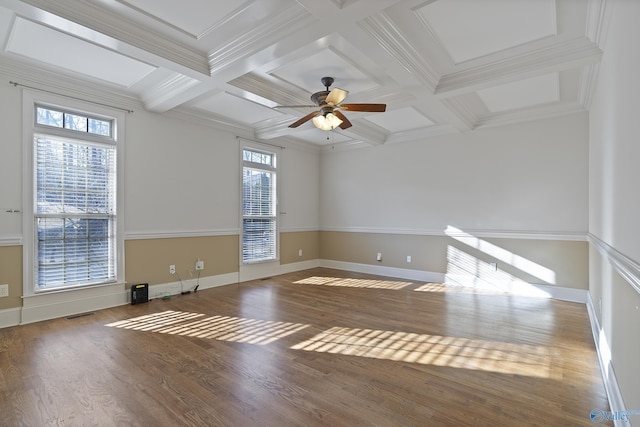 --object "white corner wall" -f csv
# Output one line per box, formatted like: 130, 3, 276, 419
589, 0, 640, 416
